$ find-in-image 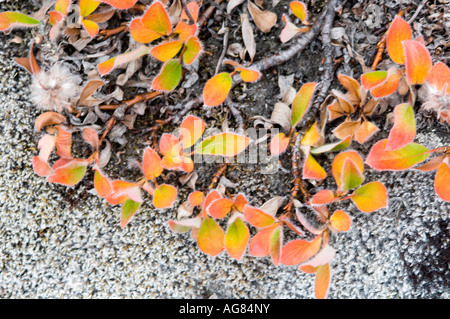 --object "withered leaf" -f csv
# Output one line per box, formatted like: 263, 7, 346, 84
35, 112, 67, 131
227, 0, 246, 13
270, 102, 292, 133
78, 80, 105, 106
247, 1, 277, 33
240, 13, 256, 63
332, 119, 361, 140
